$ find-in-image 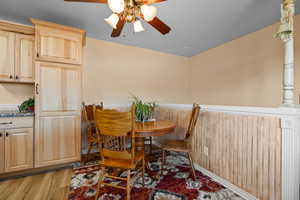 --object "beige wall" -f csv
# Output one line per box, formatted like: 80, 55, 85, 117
0, 84, 34, 105
1, 15, 299, 107
189, 15, 300, 107
82, 38, 190, 105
